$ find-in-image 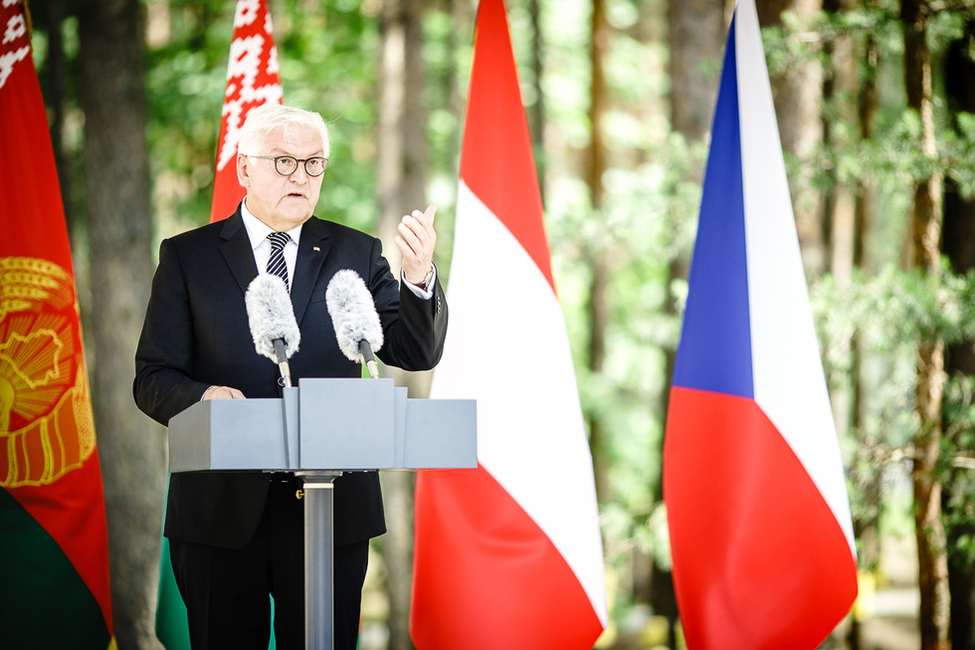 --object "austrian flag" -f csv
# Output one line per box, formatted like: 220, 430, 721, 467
663, 1, 858, 648
411, 0, 607, 648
